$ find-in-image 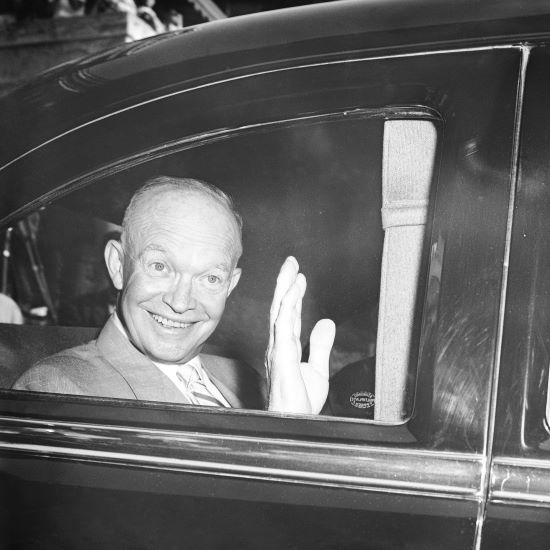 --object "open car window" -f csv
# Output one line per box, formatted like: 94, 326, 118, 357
1, 112, 439, 426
